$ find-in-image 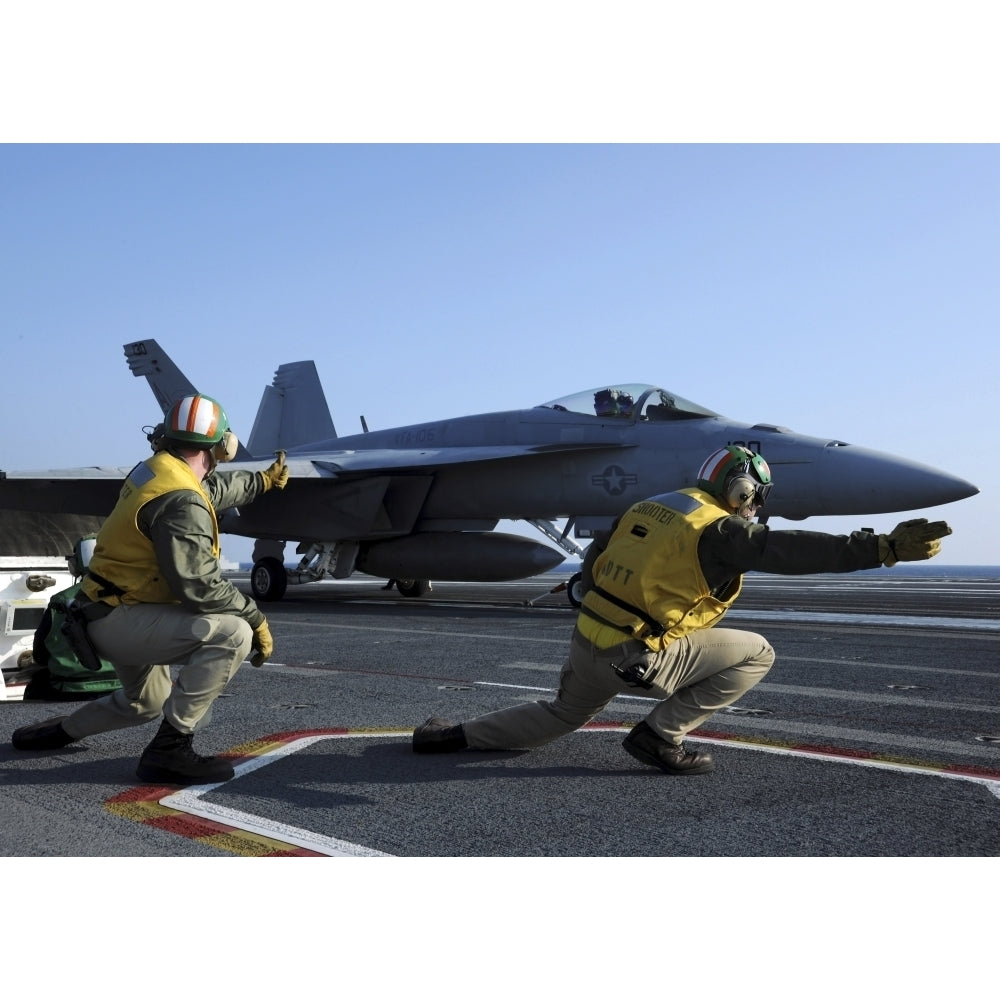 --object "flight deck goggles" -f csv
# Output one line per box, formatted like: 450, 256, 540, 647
728, 474, 772, 509
749, 481, 772, 507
